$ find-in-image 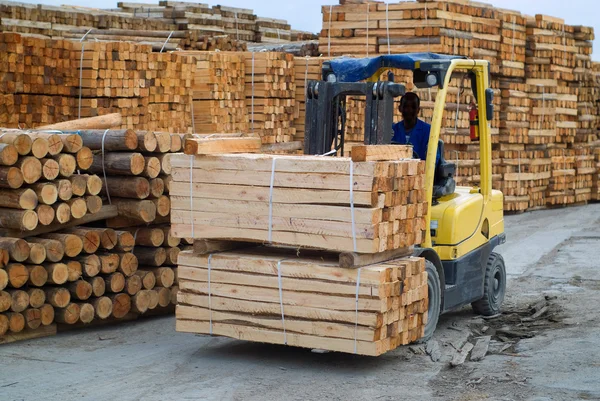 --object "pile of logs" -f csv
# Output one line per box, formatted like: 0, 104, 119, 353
244, 52, 296, 144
